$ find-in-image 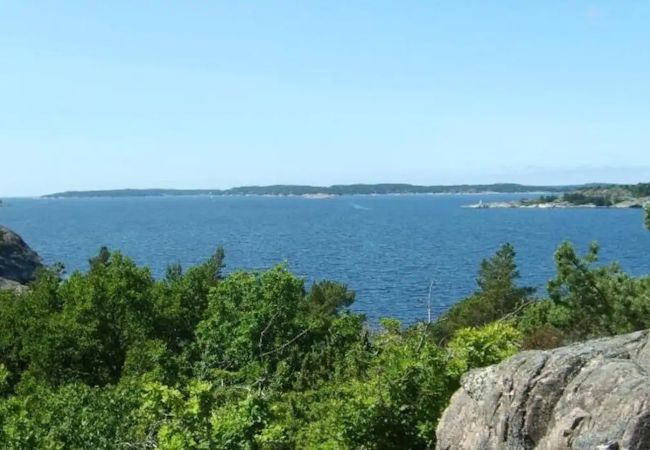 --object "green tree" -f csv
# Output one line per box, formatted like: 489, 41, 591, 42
520, 242, 650, 343
17, 249, 156, 386
194, 266, 307, 383
431, 243, 533, 343
153, 247, 225, 353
